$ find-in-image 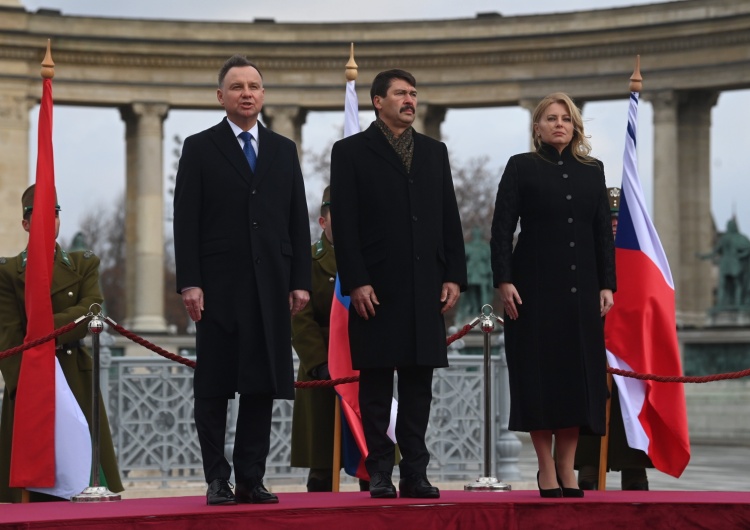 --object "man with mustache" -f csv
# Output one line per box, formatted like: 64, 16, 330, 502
330, 69, 467, 499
